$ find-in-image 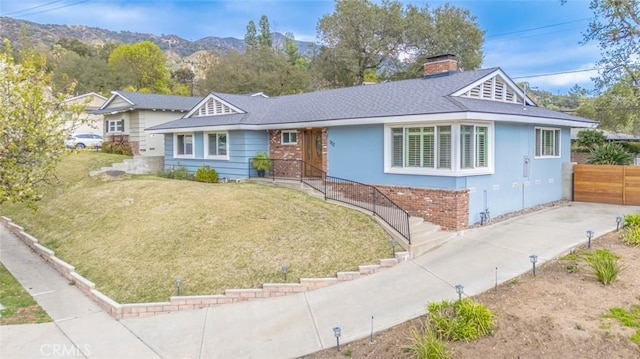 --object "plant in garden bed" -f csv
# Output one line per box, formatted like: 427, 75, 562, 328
427, 298, 495, 342
195, 165, 219, 183
622, 225, 640, 246
585, 249, 623, 285
624, 214, 640, 228
405, 323, 450, 359
588, 143, 632, 165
